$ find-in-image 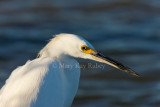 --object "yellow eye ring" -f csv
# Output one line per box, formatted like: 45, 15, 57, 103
81, 45, 97, 54
81, 45, 88, 50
